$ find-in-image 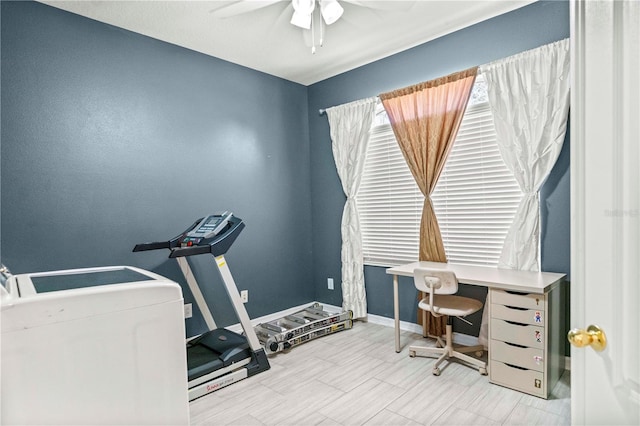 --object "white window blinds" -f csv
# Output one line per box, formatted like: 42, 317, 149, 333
357, 122, 425, 266
431, 101, 522, 266
356, 77, 522, 267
